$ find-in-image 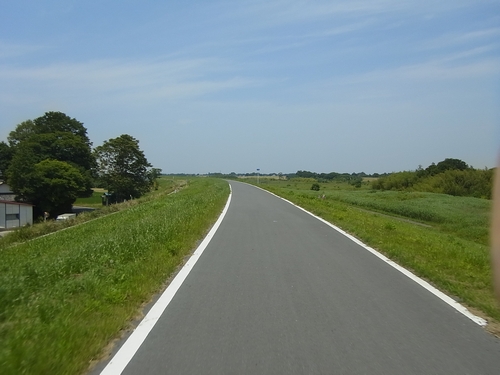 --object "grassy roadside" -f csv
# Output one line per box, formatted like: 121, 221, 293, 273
251, 179, 500, 327
0, 177, 229, 375
0, 178, 183, 247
